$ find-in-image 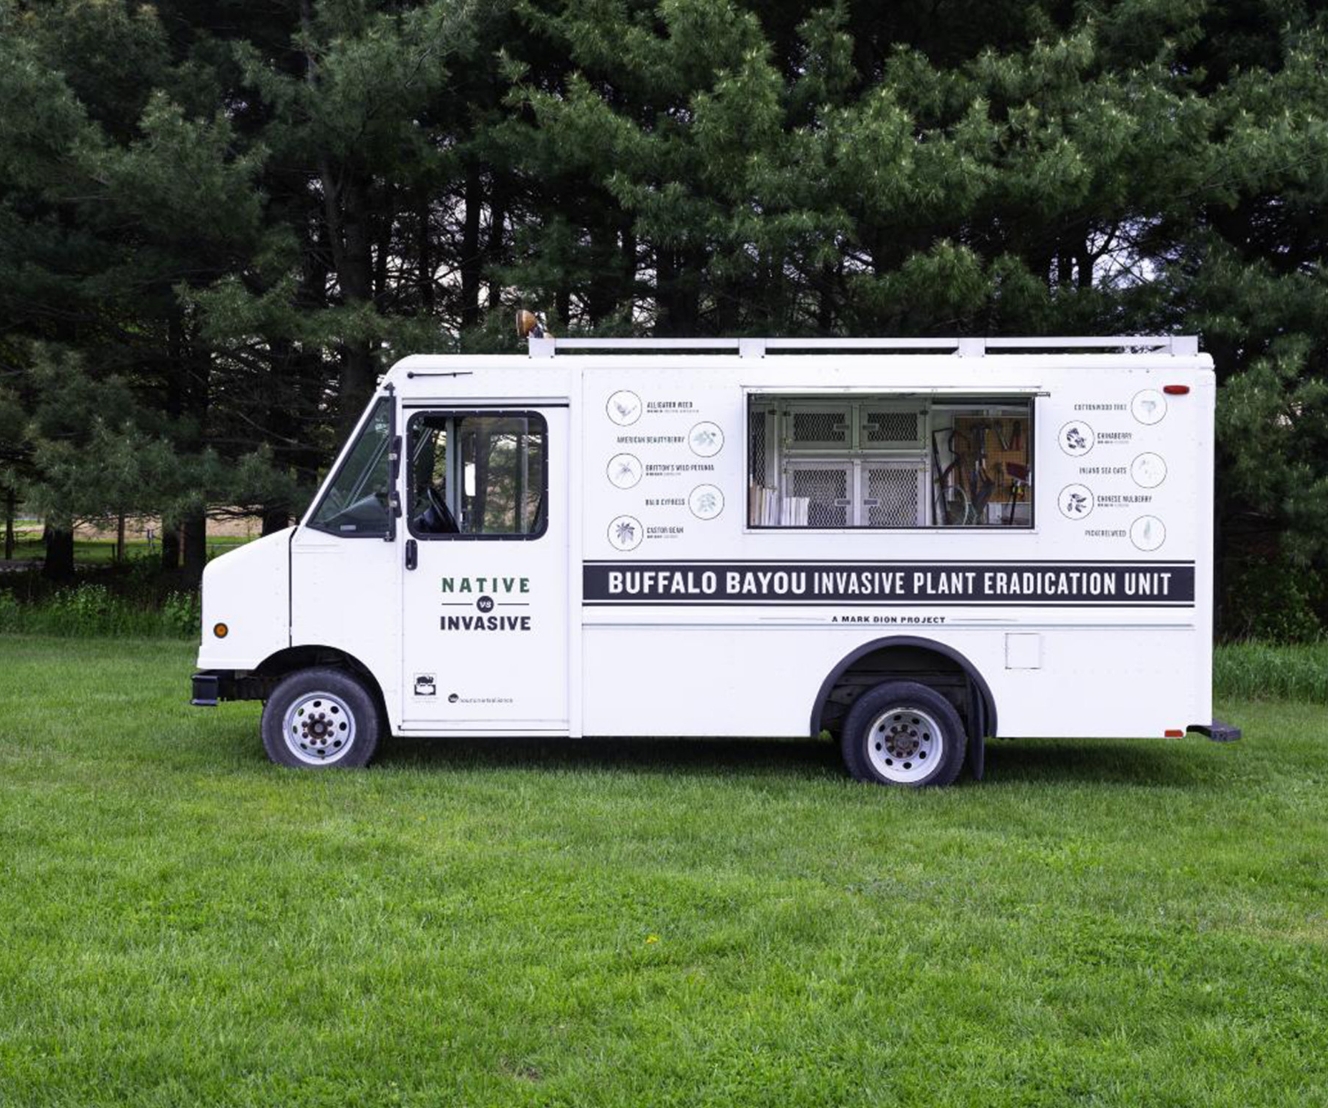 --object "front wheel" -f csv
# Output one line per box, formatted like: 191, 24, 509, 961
261, 667, 382, 769
841, 680, 967, 787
